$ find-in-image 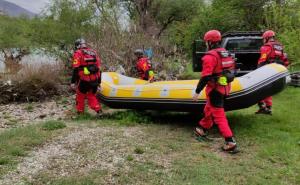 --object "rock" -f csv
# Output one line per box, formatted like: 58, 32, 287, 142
158, 70, 167, 80
39, 114, 47, 119
37, 89, 47, 96
116, 65, 126, 75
